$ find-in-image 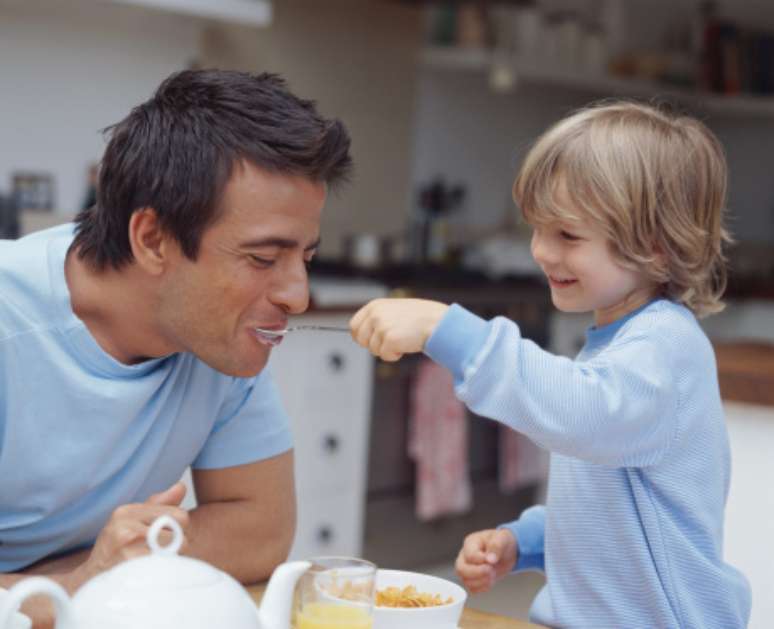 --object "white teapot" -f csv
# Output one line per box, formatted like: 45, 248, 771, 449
0, 515, 310, 629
